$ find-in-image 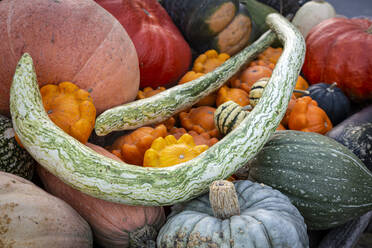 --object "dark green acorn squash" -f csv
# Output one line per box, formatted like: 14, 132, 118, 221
161, 0, 255, 54
240, 130, 372, 230
0, 115, 35, 179
326, 105, 372, 172
306, 82, 351, 125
